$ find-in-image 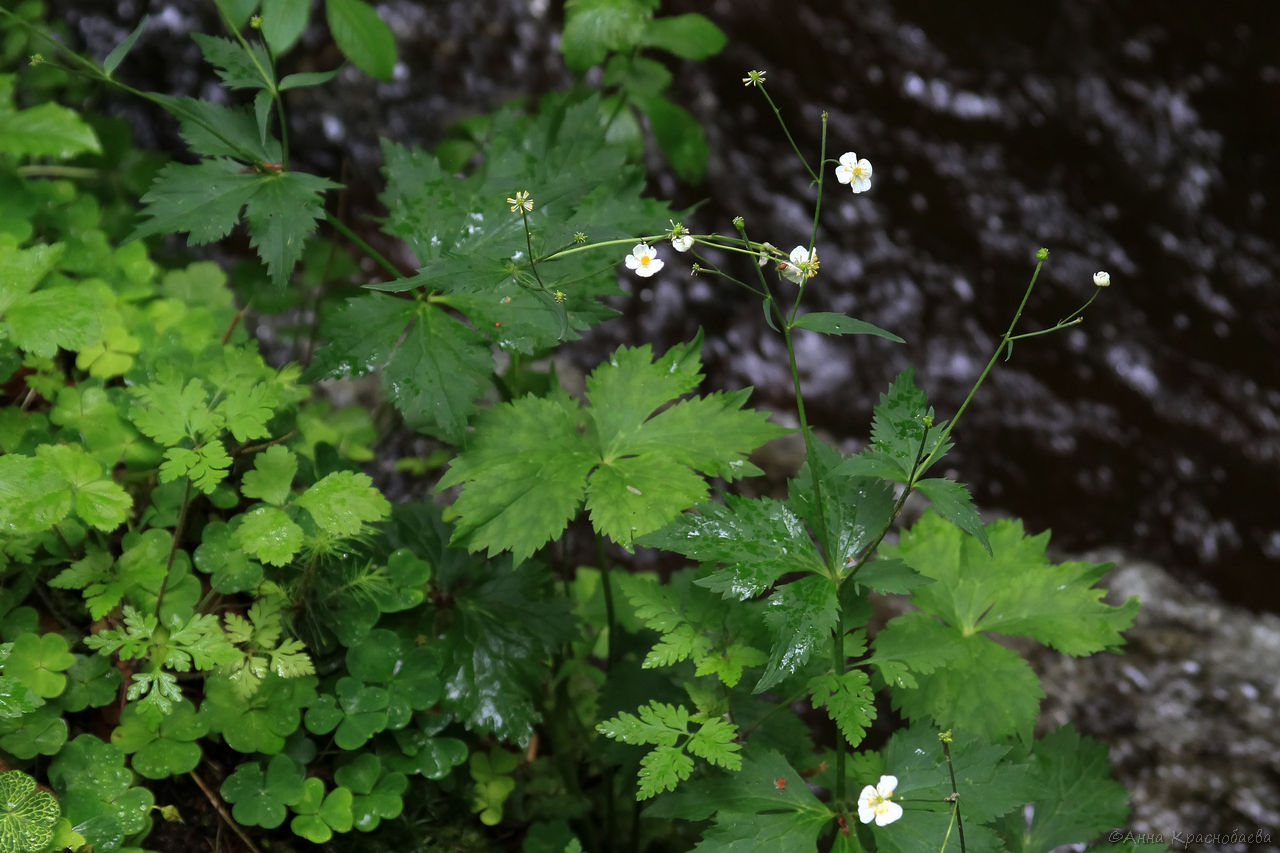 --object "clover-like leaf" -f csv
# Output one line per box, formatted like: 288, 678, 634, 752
111, 699, 208, 779
289, 777, 354, 843
4, 632, 74, 699
0, 769, 60, 853
200, 673, 317, 754
220, 754, 305, 829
